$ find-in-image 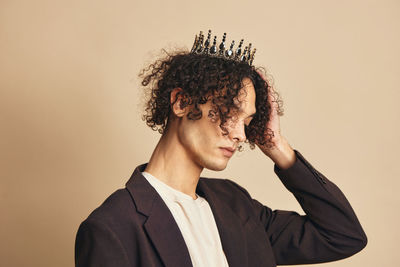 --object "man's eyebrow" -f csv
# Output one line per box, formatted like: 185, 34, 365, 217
239, 109, 256, 118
